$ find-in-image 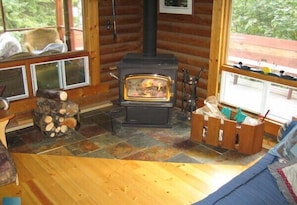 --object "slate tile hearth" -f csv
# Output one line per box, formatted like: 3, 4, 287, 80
6, 105, 275, 165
